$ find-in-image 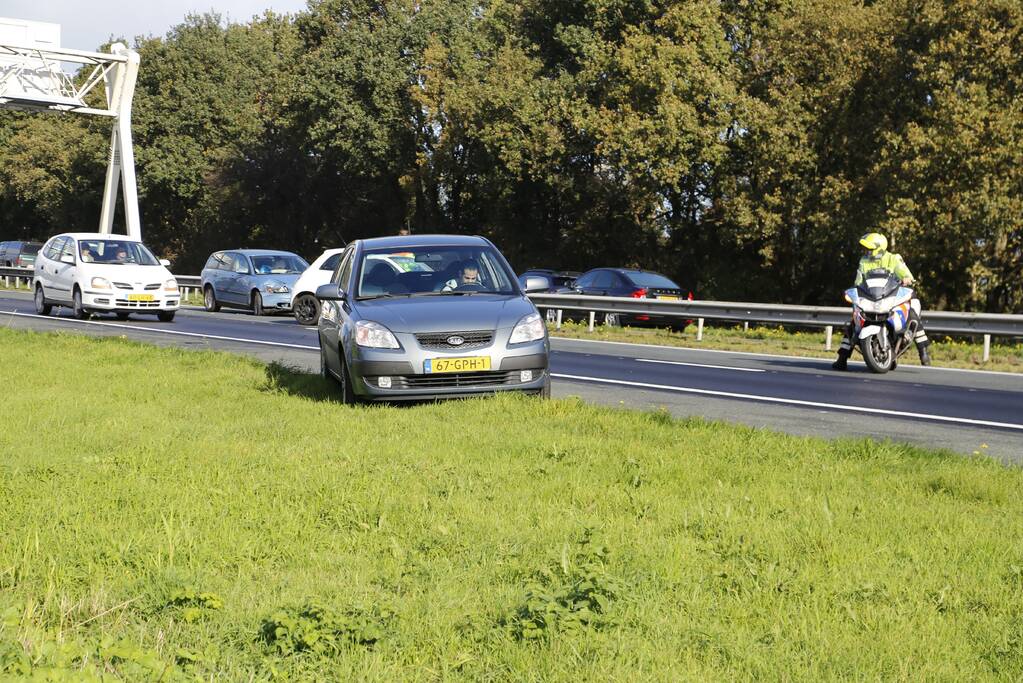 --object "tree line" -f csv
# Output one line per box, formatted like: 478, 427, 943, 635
1, 0, 1020, 311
